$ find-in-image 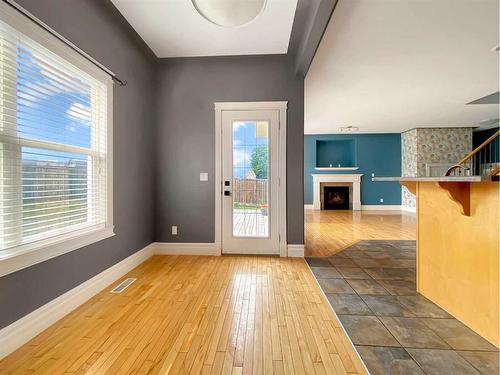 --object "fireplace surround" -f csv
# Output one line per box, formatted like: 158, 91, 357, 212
312, 174, 363, 210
